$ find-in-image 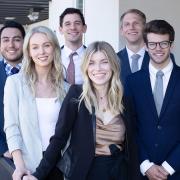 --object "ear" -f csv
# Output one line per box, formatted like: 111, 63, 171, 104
170, 41, 174, 51
59, 26, 63, 35
144, 43, 148, 51
82, 24, 87, 33
120, 26, 123, 36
